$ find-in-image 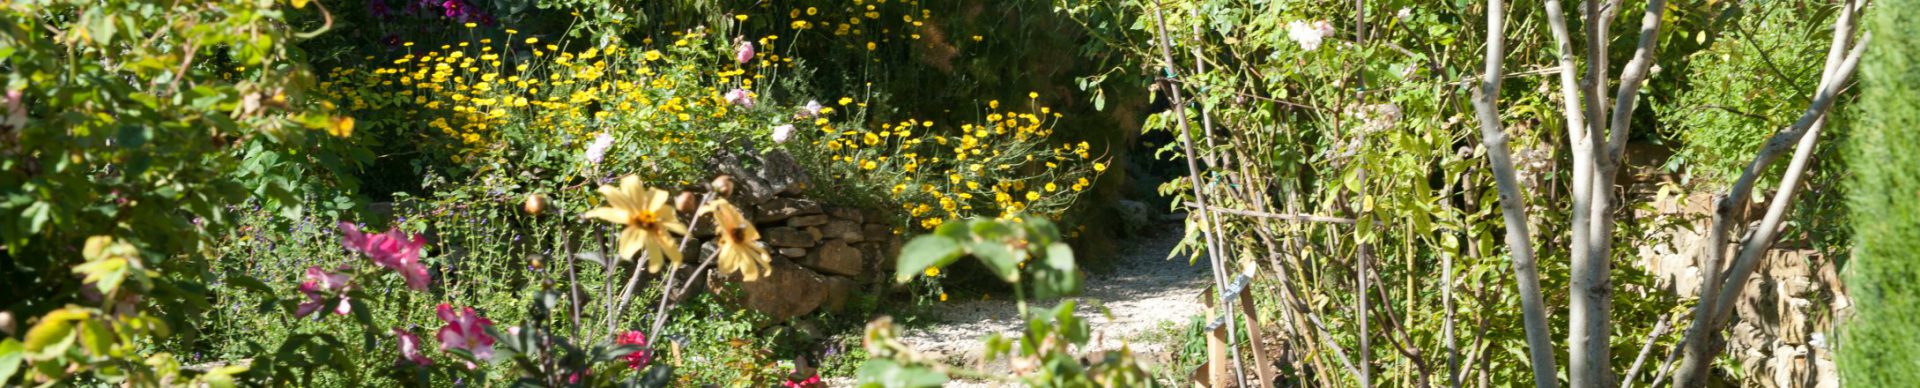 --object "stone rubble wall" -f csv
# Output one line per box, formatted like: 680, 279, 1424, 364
1639, 193, 1847, 387
691, 149, 902, 326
